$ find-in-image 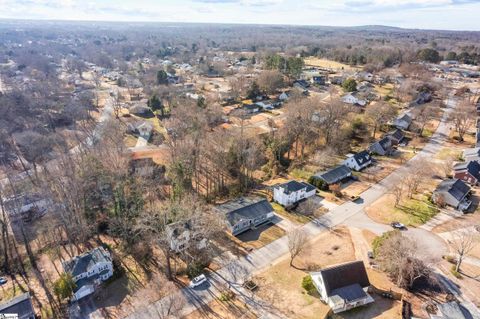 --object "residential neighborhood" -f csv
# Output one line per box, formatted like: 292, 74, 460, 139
1, 5, 480, 319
